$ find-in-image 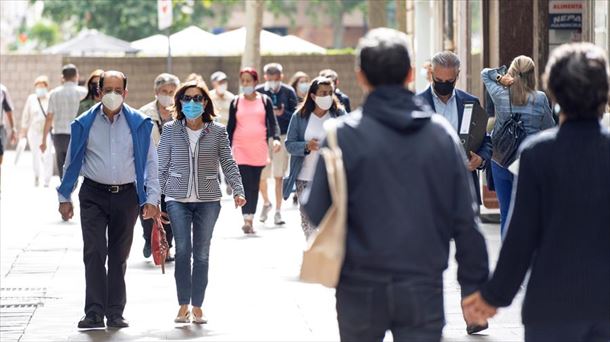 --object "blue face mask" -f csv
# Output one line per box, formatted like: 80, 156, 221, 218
181, 100, 204, 120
